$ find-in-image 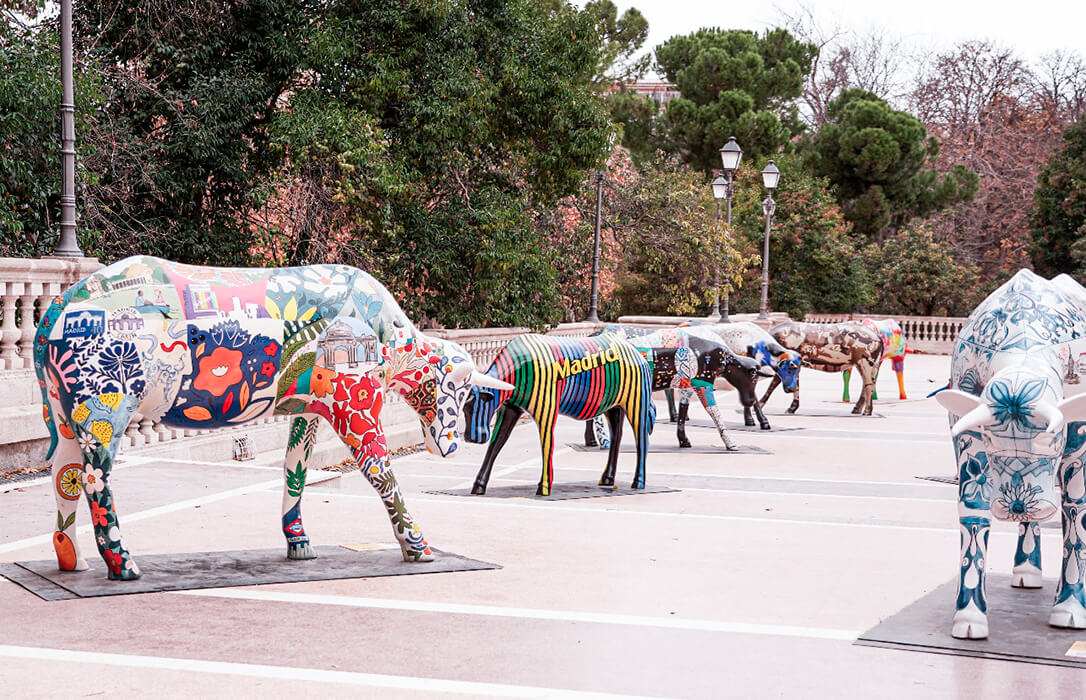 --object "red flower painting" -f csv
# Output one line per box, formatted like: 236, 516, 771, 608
193, 347, 243, 397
